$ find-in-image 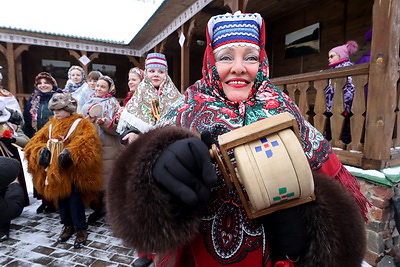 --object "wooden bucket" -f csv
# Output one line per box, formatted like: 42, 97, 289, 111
212, 112, 315, 219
